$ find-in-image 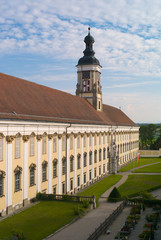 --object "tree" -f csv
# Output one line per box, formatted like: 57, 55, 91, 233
147, 124, 156, 148
140, 125, 148, 149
